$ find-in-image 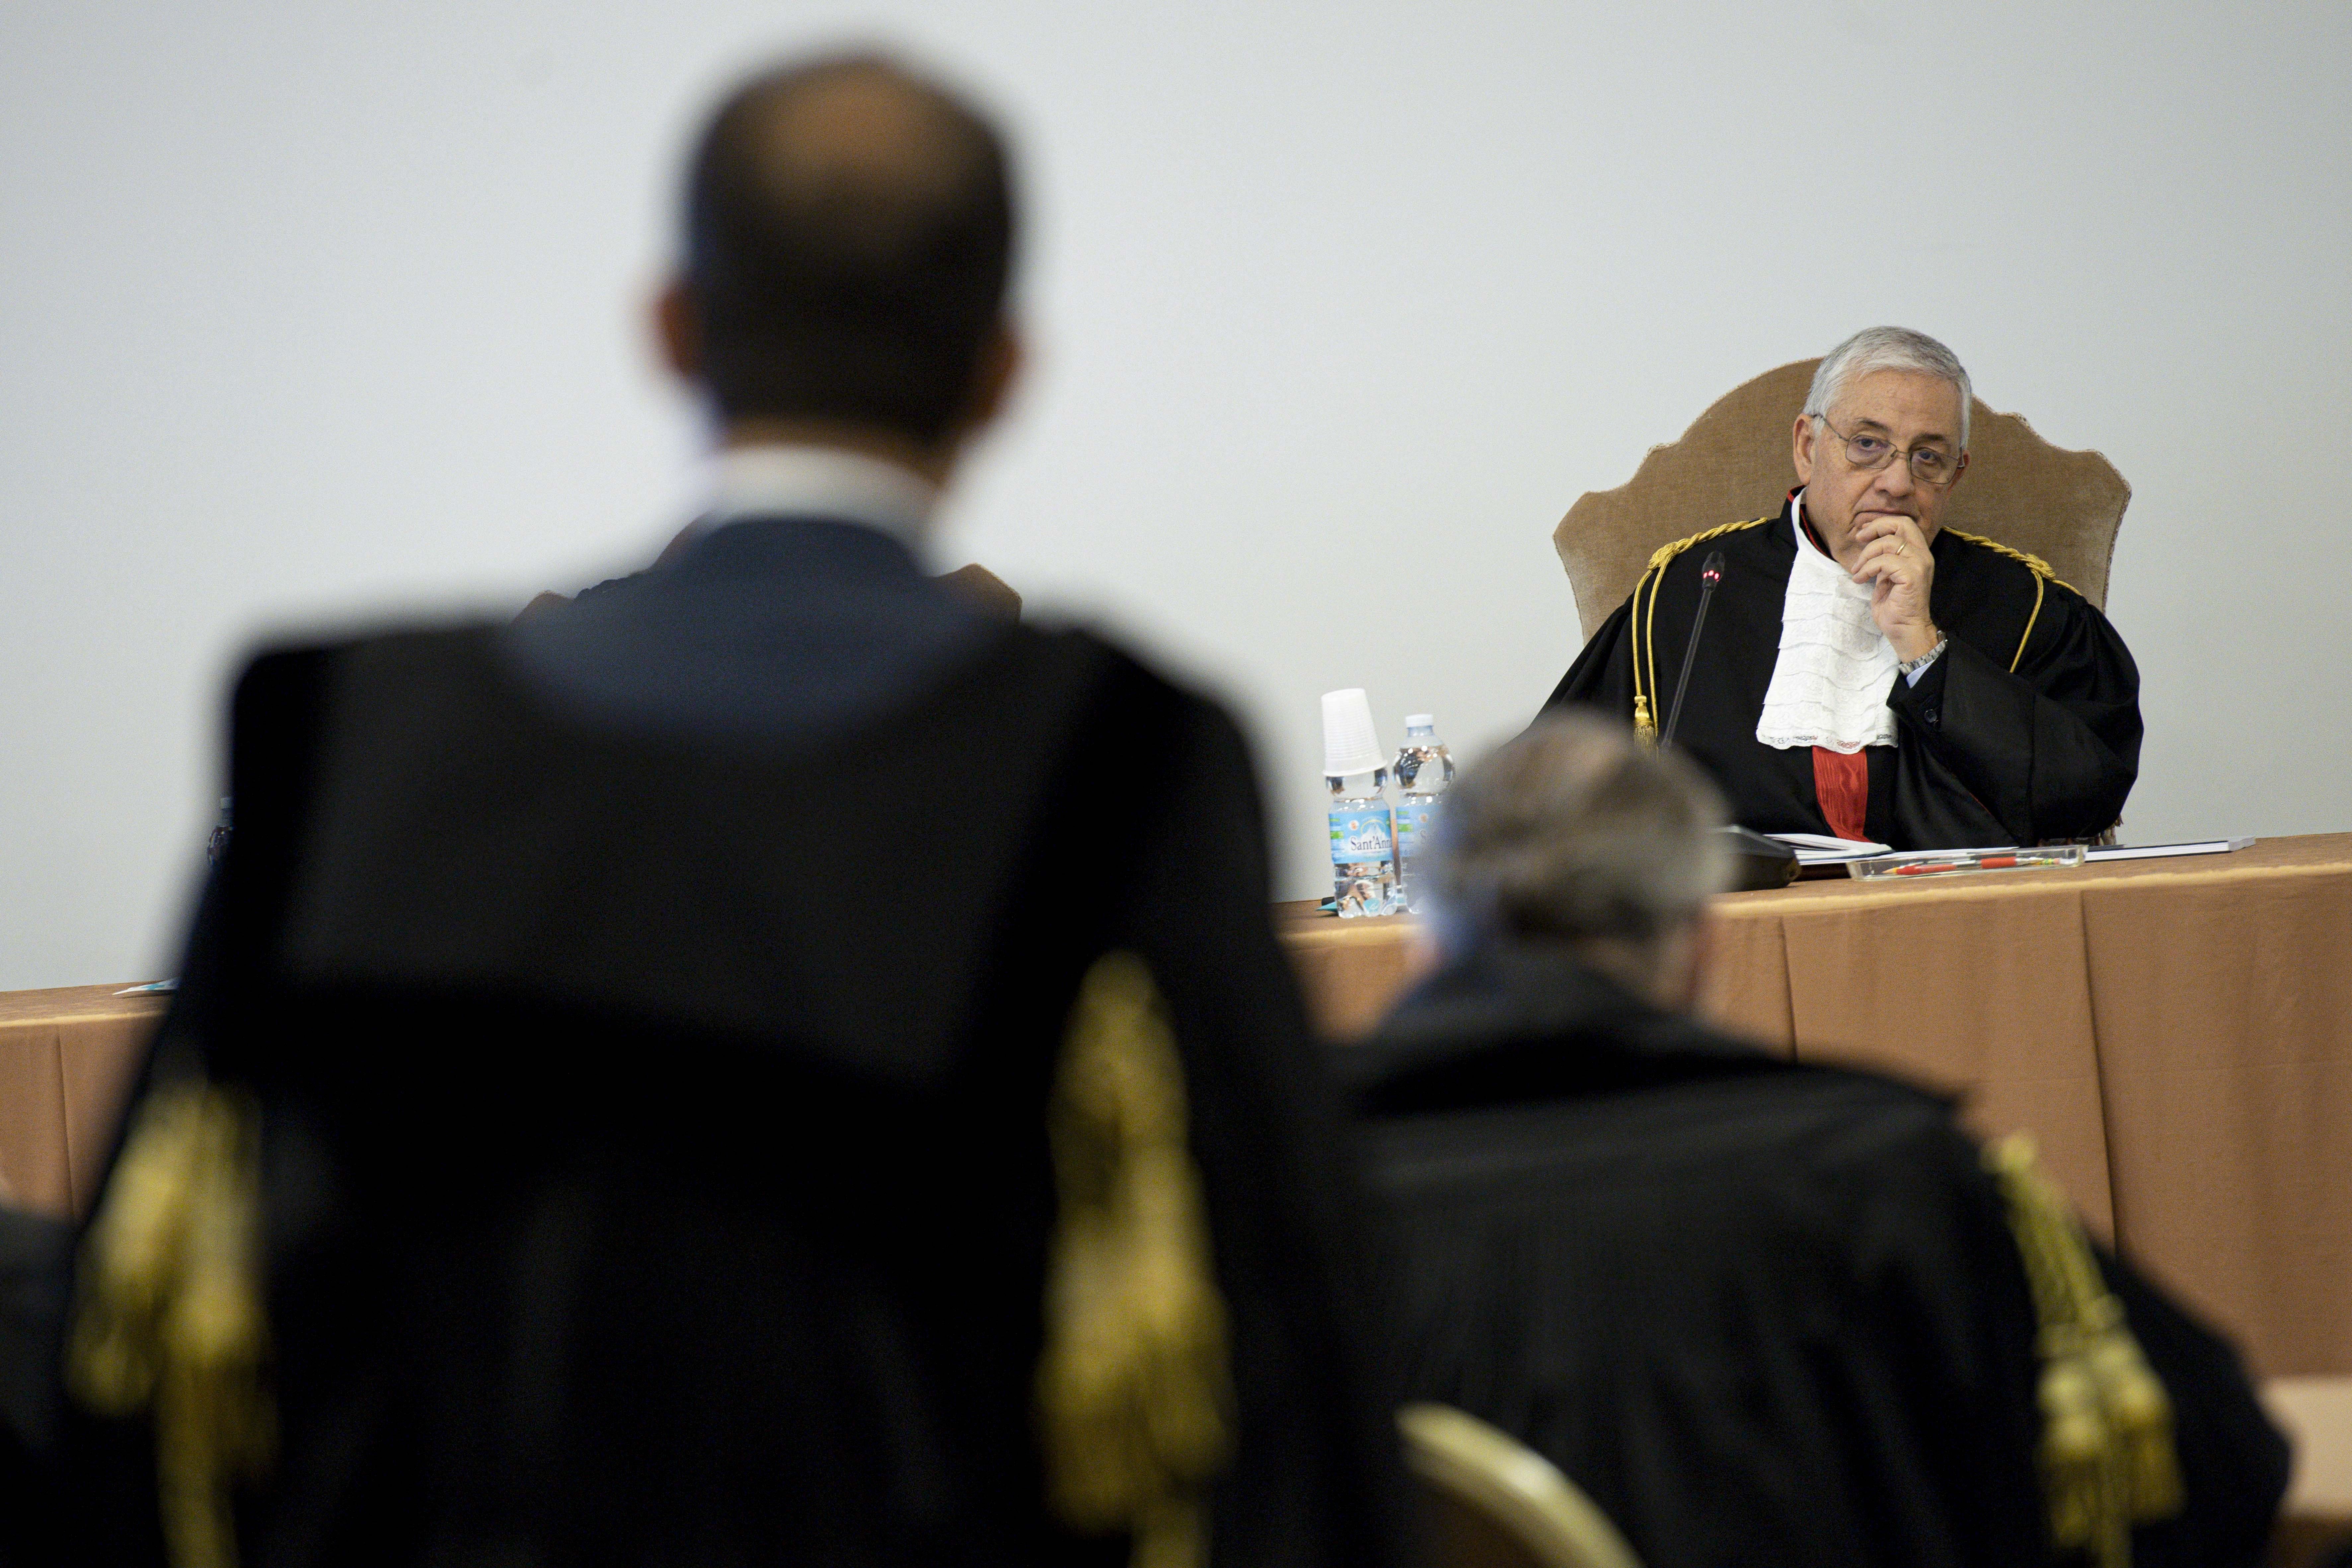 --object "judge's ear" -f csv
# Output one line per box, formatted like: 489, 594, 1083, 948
653, 275, 702, 385
1791, 412, 1819, 488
